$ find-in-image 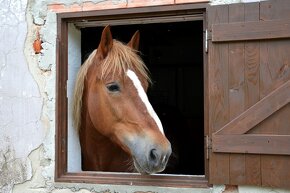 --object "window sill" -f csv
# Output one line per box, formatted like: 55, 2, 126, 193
56, 172, 210, 188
